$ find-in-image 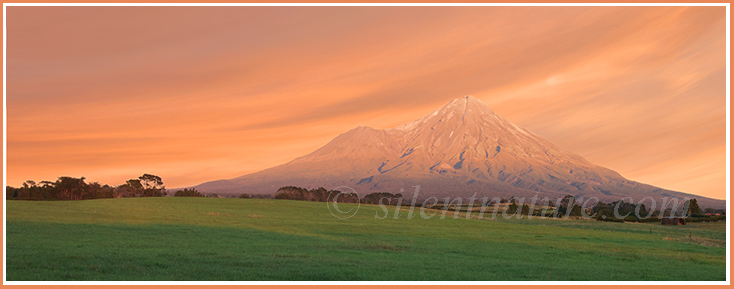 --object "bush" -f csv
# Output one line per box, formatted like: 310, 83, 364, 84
174, 188, 203, 197
274, 186, 358, 203
362, 192, 404, 205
